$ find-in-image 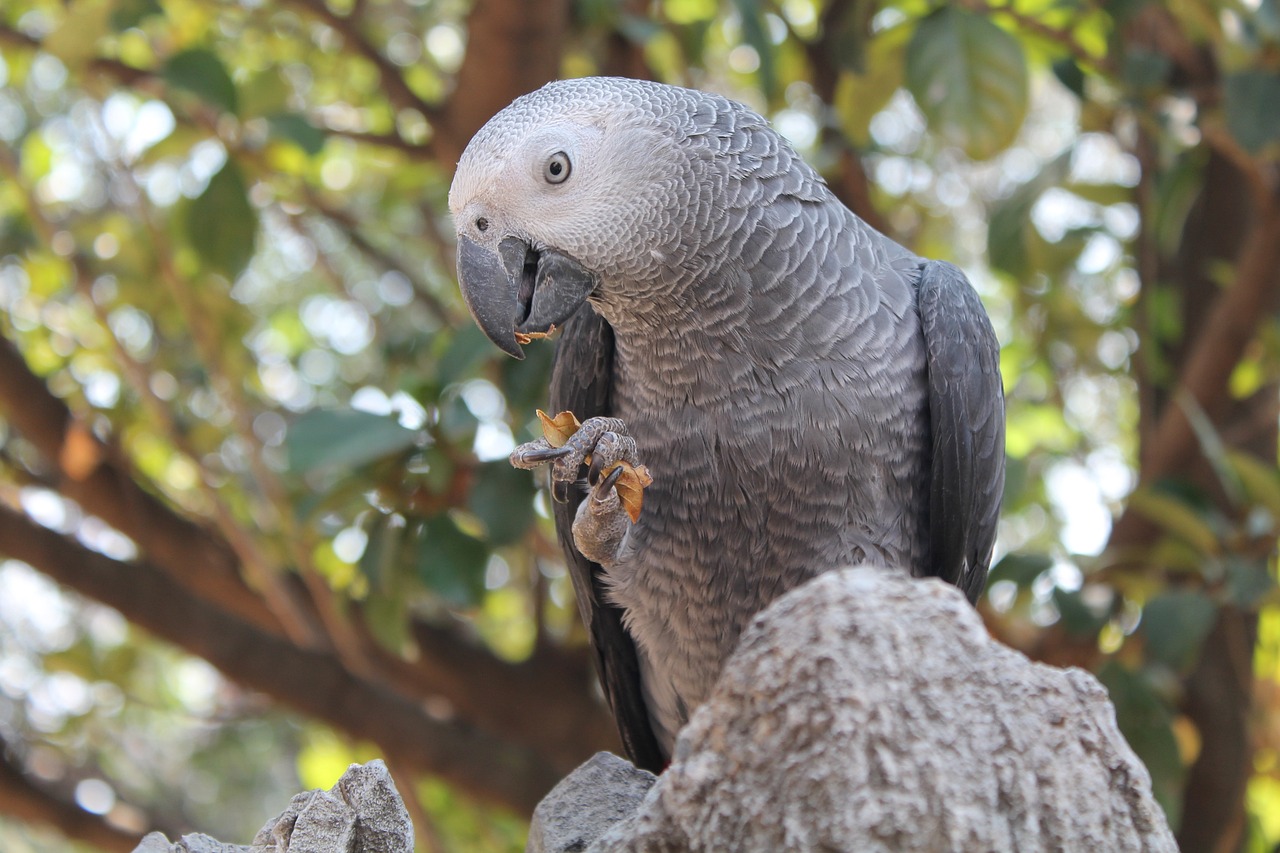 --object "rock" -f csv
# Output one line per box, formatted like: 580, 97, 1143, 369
134, 760, 412, 853
527, 752, 657, 853
534, 567, 1177, 853
132, 831, 249, 852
